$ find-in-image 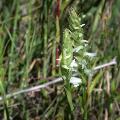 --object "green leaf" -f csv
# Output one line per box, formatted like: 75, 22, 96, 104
65, 86, 74, 111
88, 71, 103, 95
